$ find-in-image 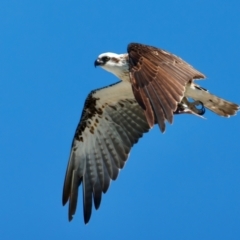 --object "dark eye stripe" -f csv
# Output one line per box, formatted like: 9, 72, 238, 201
111, 57, 120, 63
102, 56, 110, 62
